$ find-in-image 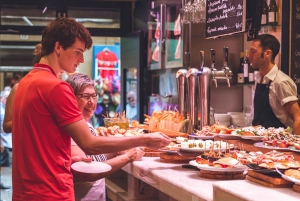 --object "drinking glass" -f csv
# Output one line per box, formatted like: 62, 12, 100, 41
244, 105, 253, 126
191, 0, 206, 23
180, 0, 193, 24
